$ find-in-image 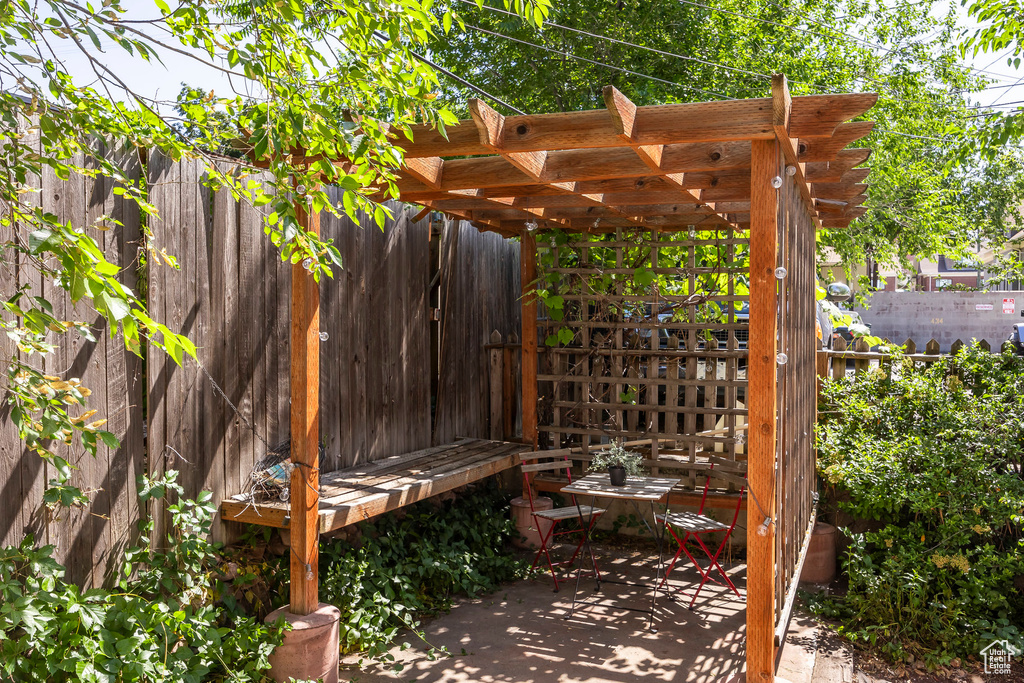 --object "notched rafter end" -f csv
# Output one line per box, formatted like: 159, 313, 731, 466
468, 98, 506, 150
603, 85, 638, 141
